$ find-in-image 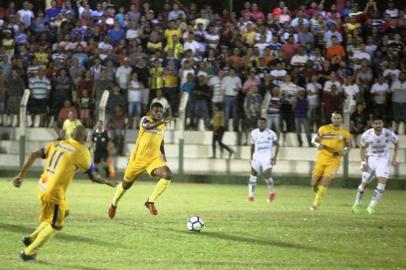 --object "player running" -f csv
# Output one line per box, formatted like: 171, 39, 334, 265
108, 102, 172, 217
247, 117, 280, 203
12, 126, 116, 261
352, 115, 399, 214
310, 112, 351, 211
